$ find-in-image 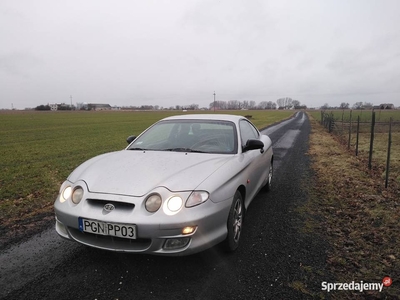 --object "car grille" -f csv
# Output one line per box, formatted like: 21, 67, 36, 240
86, 198, 135, 211
68, 228, 152, 251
